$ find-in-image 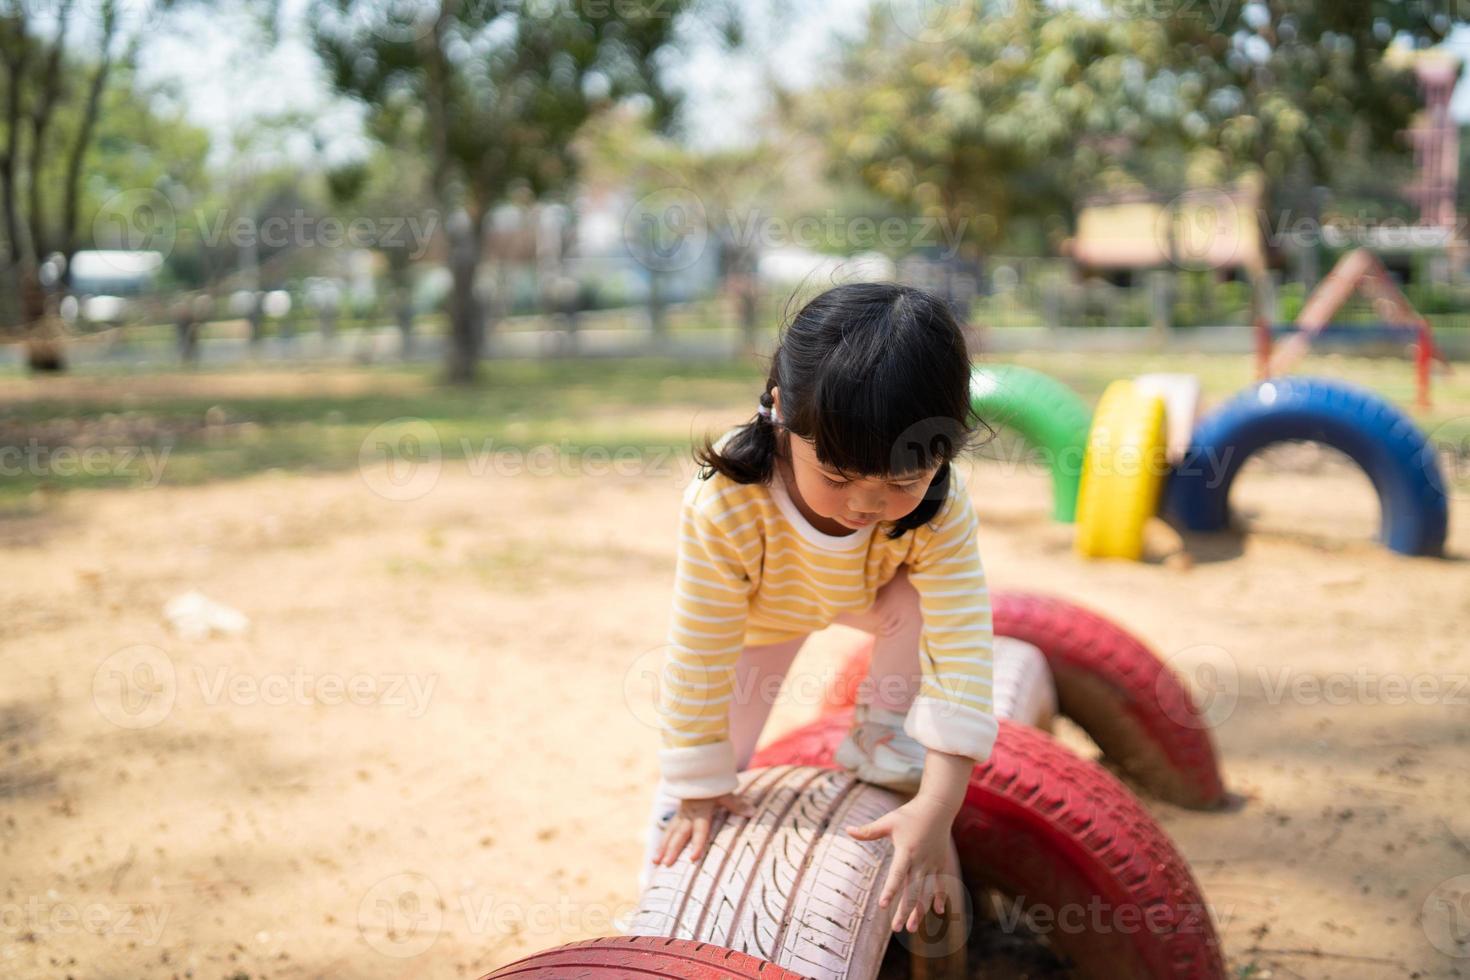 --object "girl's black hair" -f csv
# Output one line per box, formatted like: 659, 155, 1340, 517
693, 281, 991, 540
